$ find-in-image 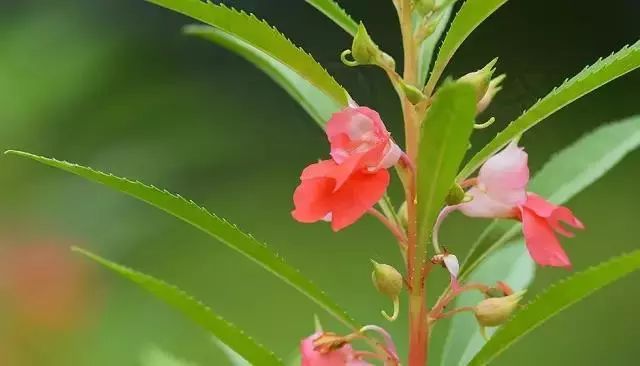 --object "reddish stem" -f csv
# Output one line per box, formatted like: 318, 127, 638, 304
459, 177, 478, 189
